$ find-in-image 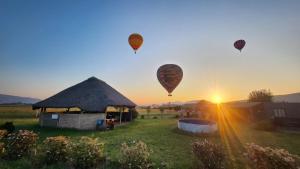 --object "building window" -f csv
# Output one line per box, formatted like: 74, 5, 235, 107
273, 109, 286, 117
